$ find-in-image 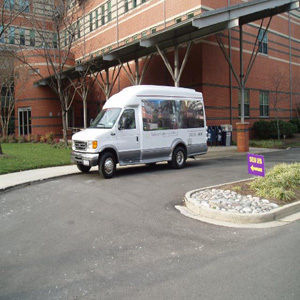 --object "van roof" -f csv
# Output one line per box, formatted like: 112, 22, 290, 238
104, 85, 203, 108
